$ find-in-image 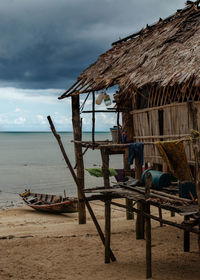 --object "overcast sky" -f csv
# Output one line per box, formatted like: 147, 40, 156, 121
0, 0, 186, 131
